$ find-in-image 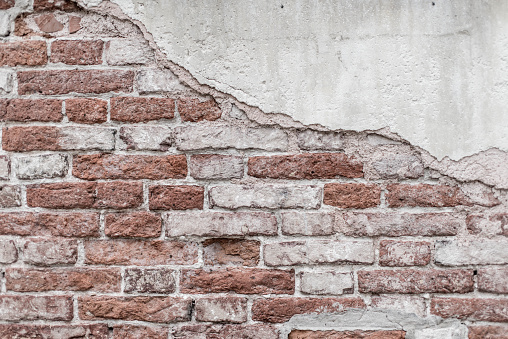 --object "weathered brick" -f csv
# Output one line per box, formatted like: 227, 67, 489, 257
0, 185, 21, 208
23, 238, 77, 266
300, 271, 354, 295
73, 154, 187, 180
0, 239, 17, 264
34, 13, 64, 33
435, 239, 508, 265
18, 70, 134, 95
251, 297, 366, 323
111, 97, 175, 122
431, 298, 508, 322
106, 39, 154, 65
297, 129, 343, 150
118, 126, 173, 151
172, 324, 279, 339
51, 40, 103, 65
164, 211, 277, 237
180, 268, 294, 294
341, 212, 461, 237
3, 126, 115, 151
33, 0, 78, 11
370, 295, 427, 318
358, 269, 473, 294
66, 98, 108, 124
175, 125, 289, 151
203, 238, 260, 266
136, 68, 190, 94
0, 0, 14, 10
124, 268, 176, 293
379, 240, 431, 267
113, 325, 168, 339
0, 41, 47, 66
324, 183, 381, 209
69, 16, 81, 33
0, 70, 13, 94
178, 98, 222, 122
149, 185, 204, 210
281, 211, 337, 235
367, 151, 423, 180
264, 239, 374, 266
15, 154, 68, 180
478, 267, 508, 293
84, 240, 198, 265
27, 182, 143, 209
79, 296, 191, 322
6, 268, 121, 292
1, 99, 62, 122
105, 212, 162, 238
0, 296, 73, 321
0, 324, 108, 339
468, 325, 508, 339
0, 155, 8, 180
209, 185, 321, 209
195, 297, 247, 323
190, 154, 244, 179
0, 212, 99, 237
289, 330, 406, 339
466, 213, 508, 236
248, 153, 363, 179
386, 184, 471, 208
